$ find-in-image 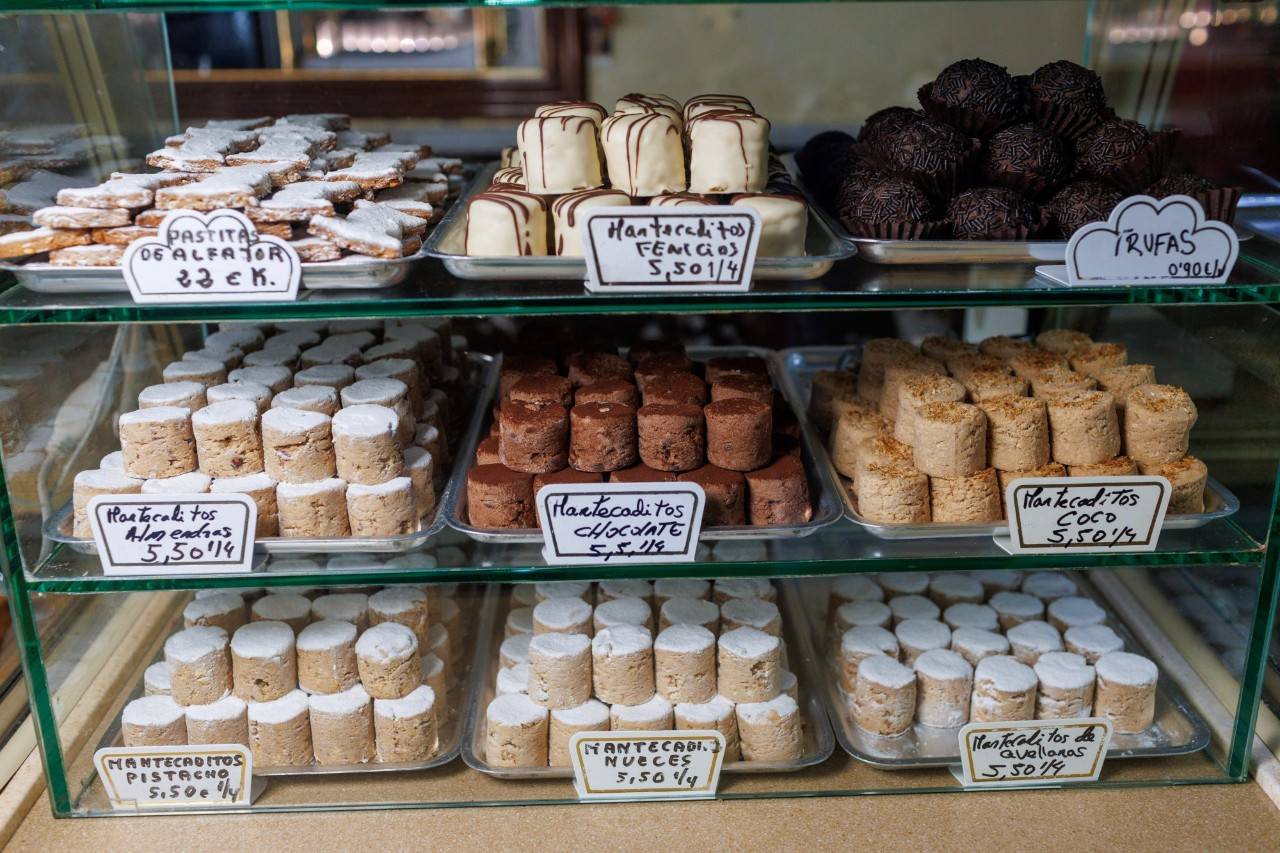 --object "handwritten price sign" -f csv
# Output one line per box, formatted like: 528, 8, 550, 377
123, 209, 300, 303
87, 493, 257, 575
1002, 476, 1172, 554
570, 730, 725, 800
581, 207, 760, 293
958, 718, 1112, 788
537, 482, 705, 566
94, 744, 253, 809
